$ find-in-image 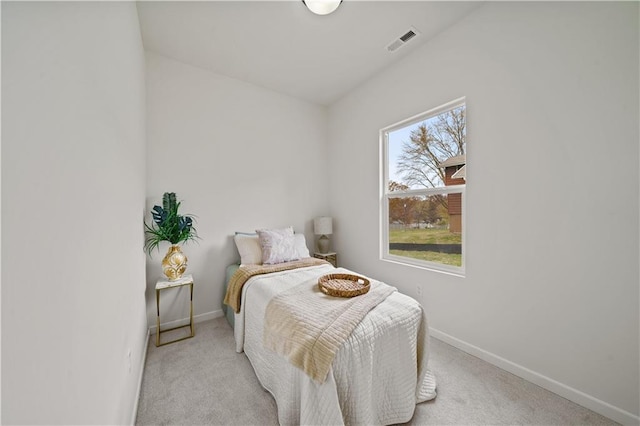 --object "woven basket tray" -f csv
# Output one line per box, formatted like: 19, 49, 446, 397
318, 273, 370, 298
